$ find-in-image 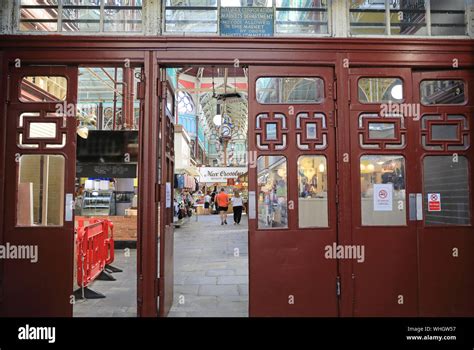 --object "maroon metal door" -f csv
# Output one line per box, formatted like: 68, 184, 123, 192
248, 66, 338, 316
2, 65, 78, 316
412, 70, 474, 316
158, 72, 175, 317
348, 68, 418, 316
